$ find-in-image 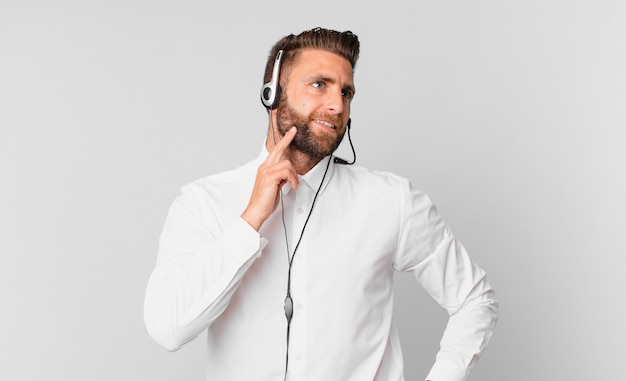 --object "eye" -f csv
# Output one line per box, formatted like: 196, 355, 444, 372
312, 81, 325, 89
342, 89, 354, 99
